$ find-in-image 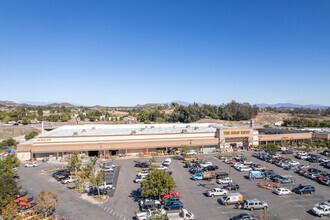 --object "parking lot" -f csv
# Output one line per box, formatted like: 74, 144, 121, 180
18, 151, 330, 220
